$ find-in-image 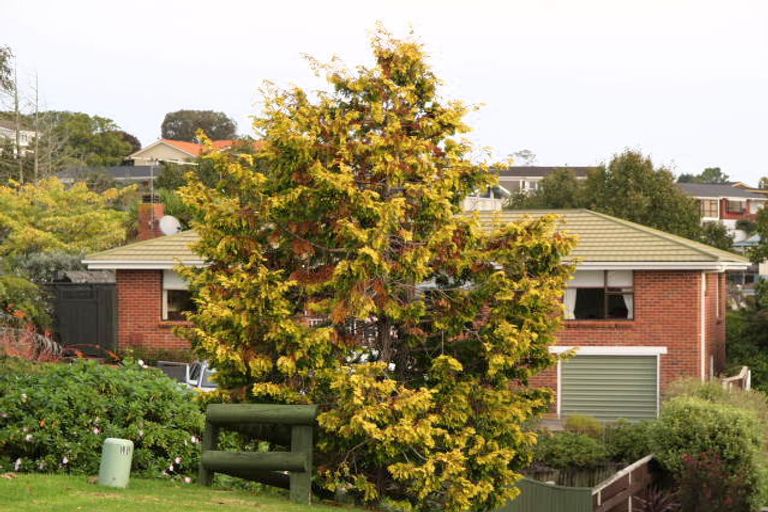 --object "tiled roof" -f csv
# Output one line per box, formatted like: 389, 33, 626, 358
677, 183, 767, 200
84, 209, 749, 269
479, 210, 747, 265
83, 230, 203, 268
161, 139, 239, 155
